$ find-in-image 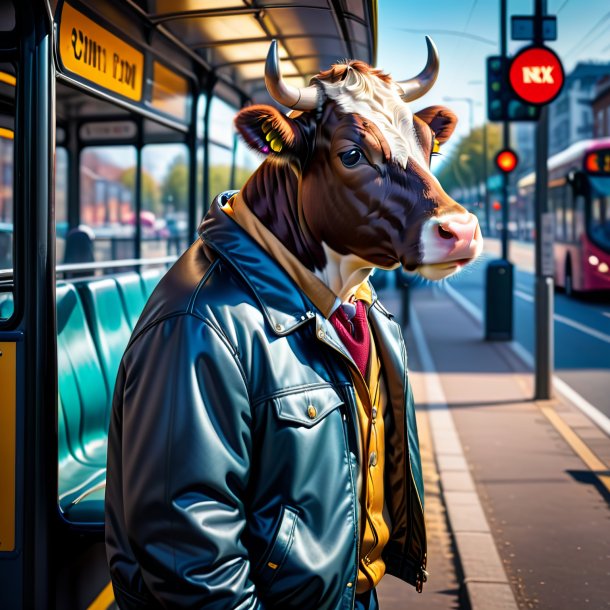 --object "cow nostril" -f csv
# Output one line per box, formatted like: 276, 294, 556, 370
437, 225, 455, 240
